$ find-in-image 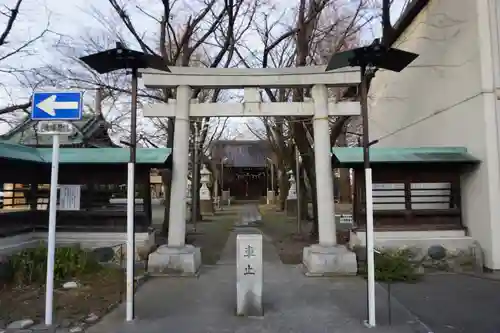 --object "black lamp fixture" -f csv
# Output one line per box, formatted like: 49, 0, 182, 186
79, 42, 169, 321
79, 42, 169, 164
327, 36, 418, 163
325, 0, 419, 326
326, 37, 419, 73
